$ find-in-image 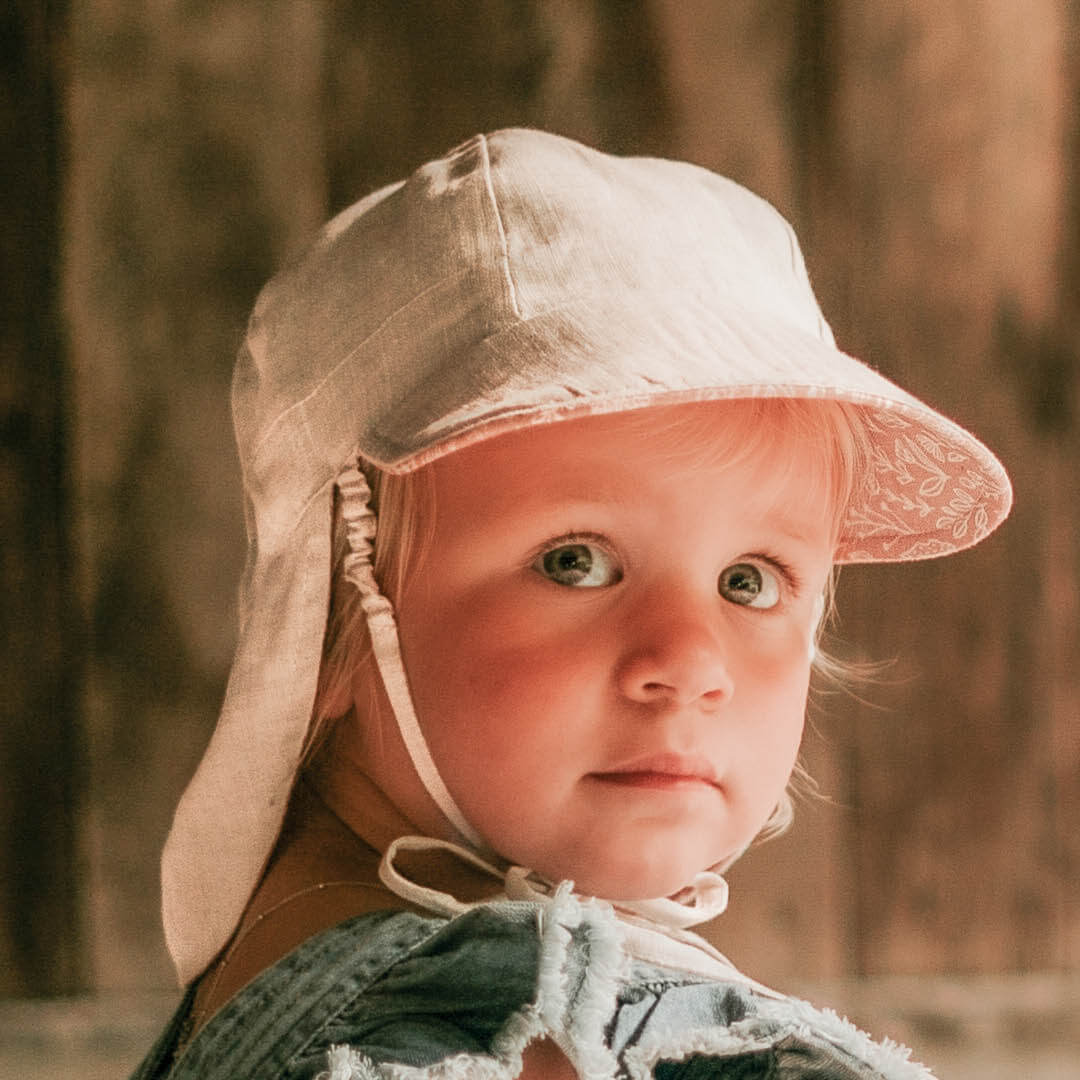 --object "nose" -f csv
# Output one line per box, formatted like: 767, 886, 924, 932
615, 593, 735, 709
